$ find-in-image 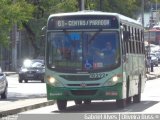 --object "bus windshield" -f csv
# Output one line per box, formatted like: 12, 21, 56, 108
47, 30, 120, 72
